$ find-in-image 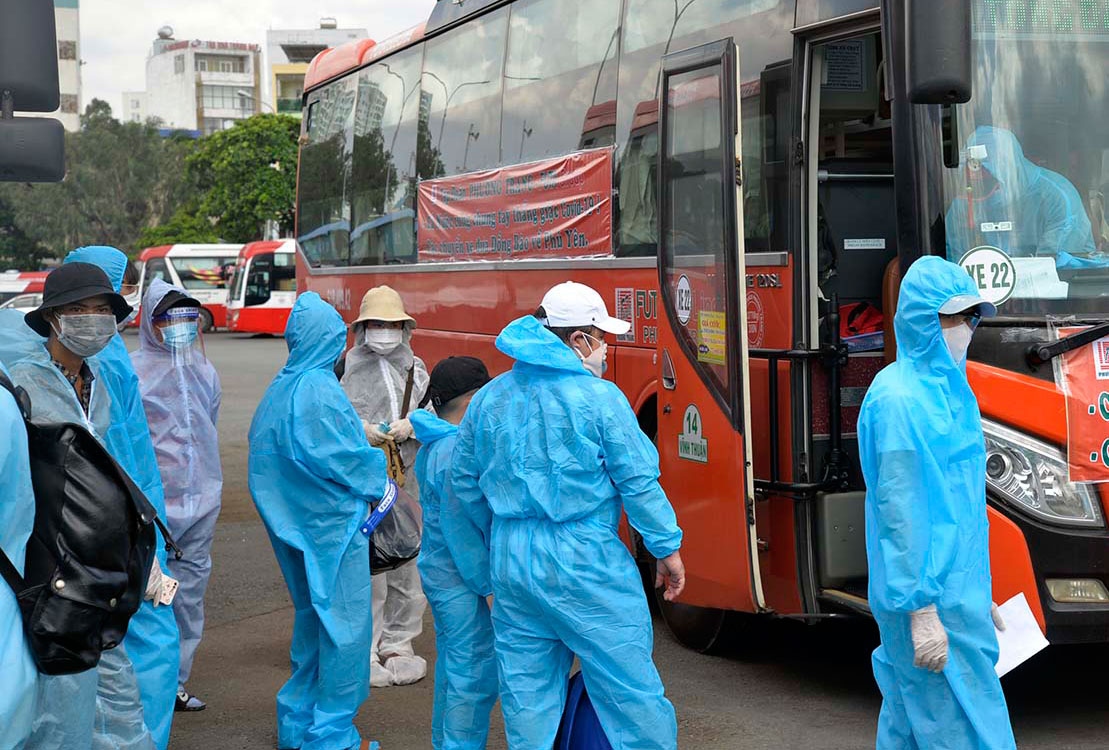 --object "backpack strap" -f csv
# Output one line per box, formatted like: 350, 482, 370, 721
0, 543, 27, 595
